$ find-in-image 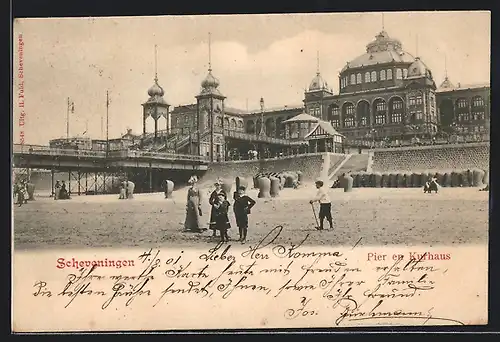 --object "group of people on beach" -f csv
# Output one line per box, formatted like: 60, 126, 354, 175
53, 180, 70, 200
184, 176, 256, 244
13, 181, 29, 207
